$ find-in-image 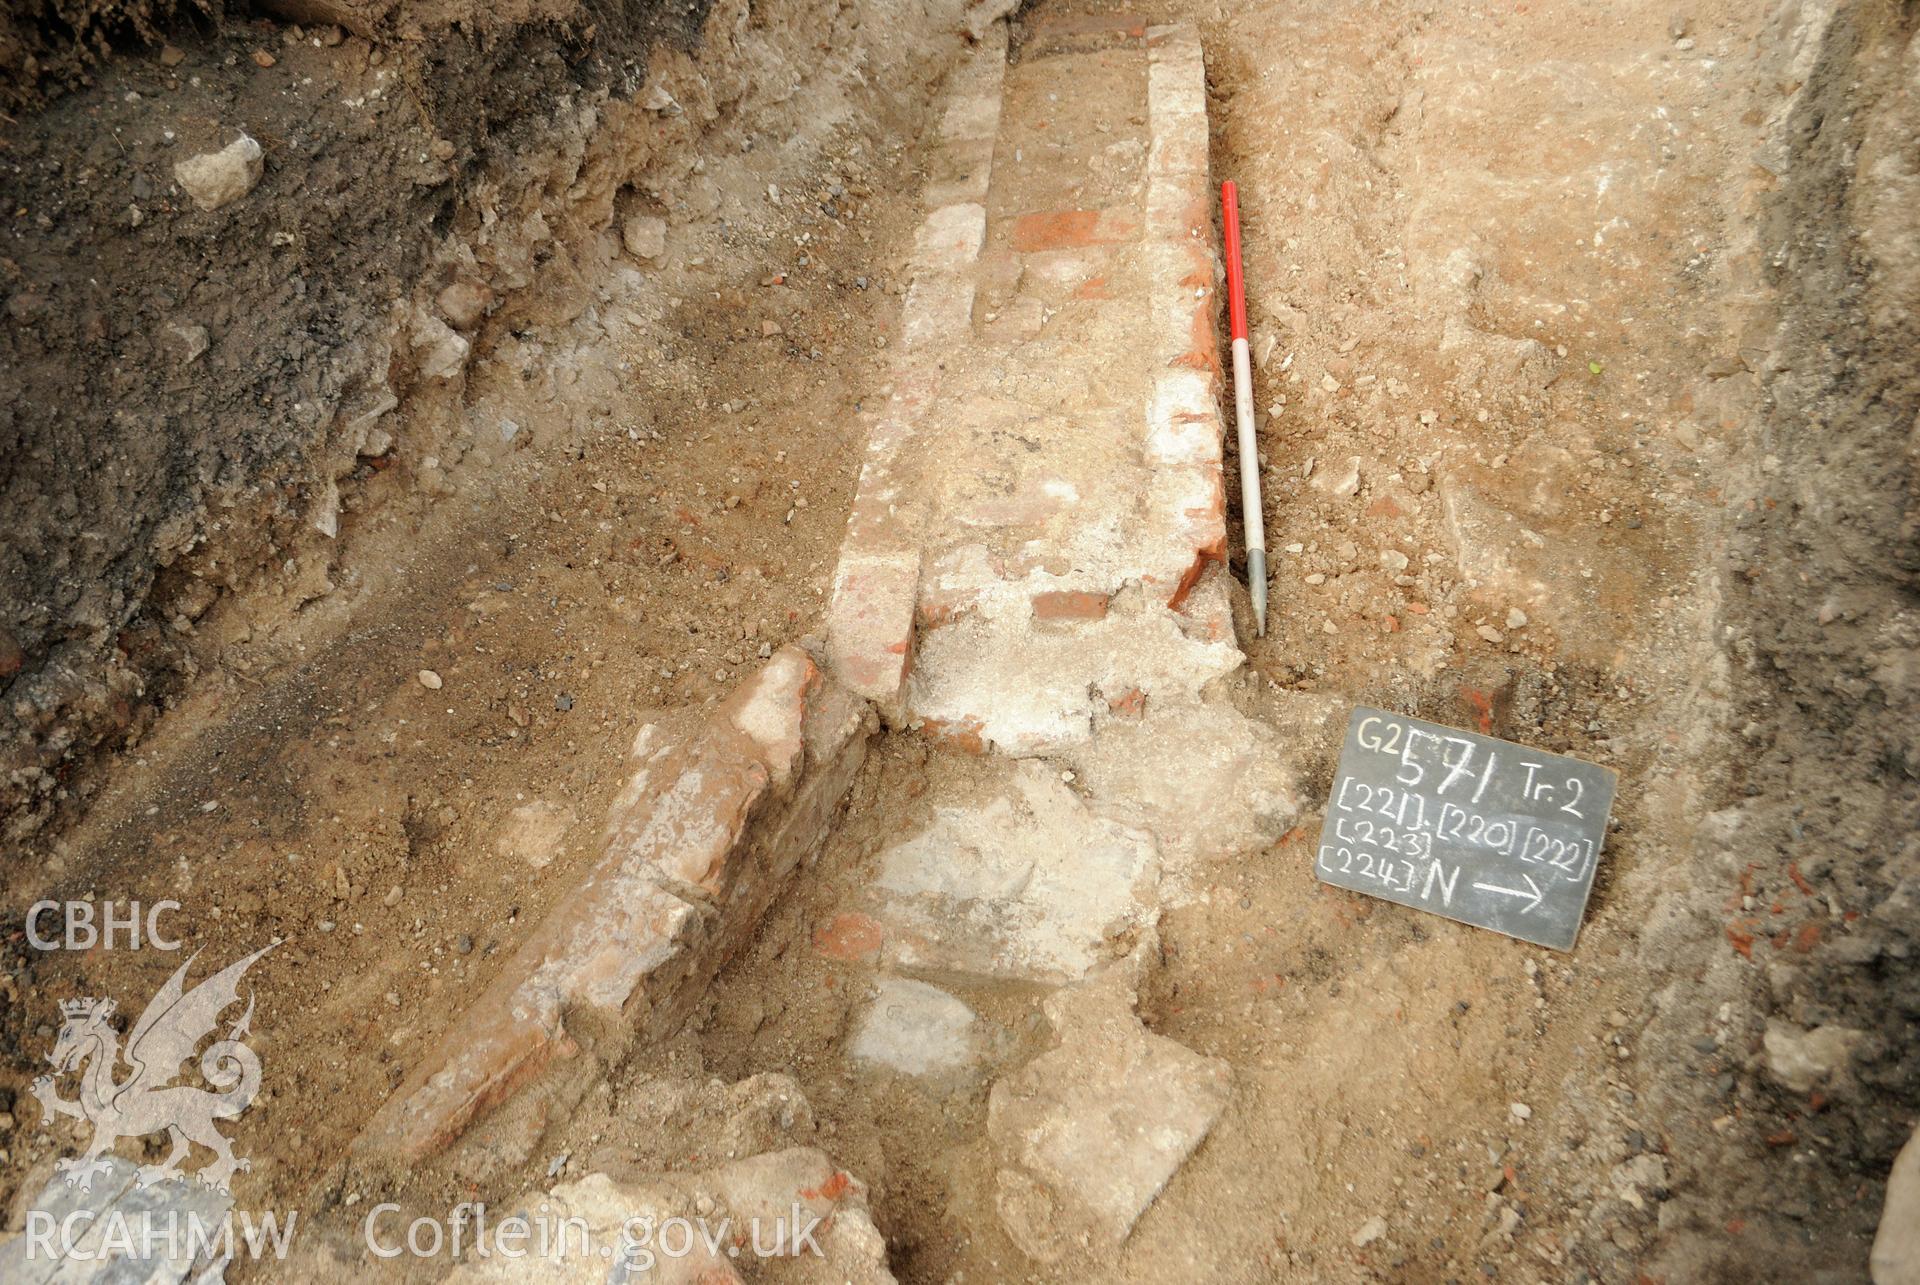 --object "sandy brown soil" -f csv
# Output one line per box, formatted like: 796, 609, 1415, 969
2, 0, 977, 1231
3, 0, 1915, 1281
424, 2, 1908, 1282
